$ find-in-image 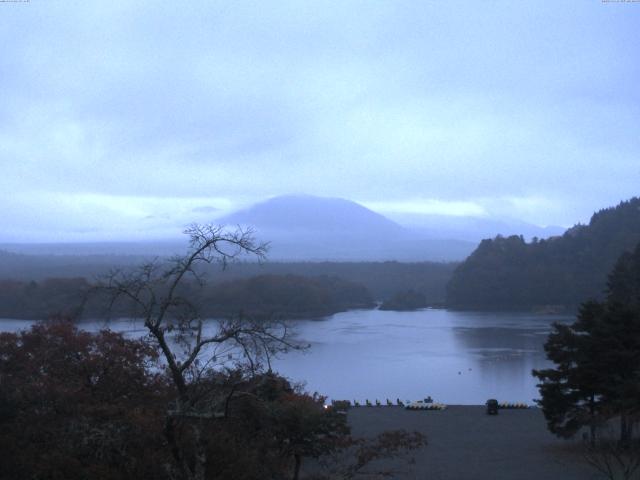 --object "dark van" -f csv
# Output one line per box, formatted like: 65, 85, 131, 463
486, 399, 499, 415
